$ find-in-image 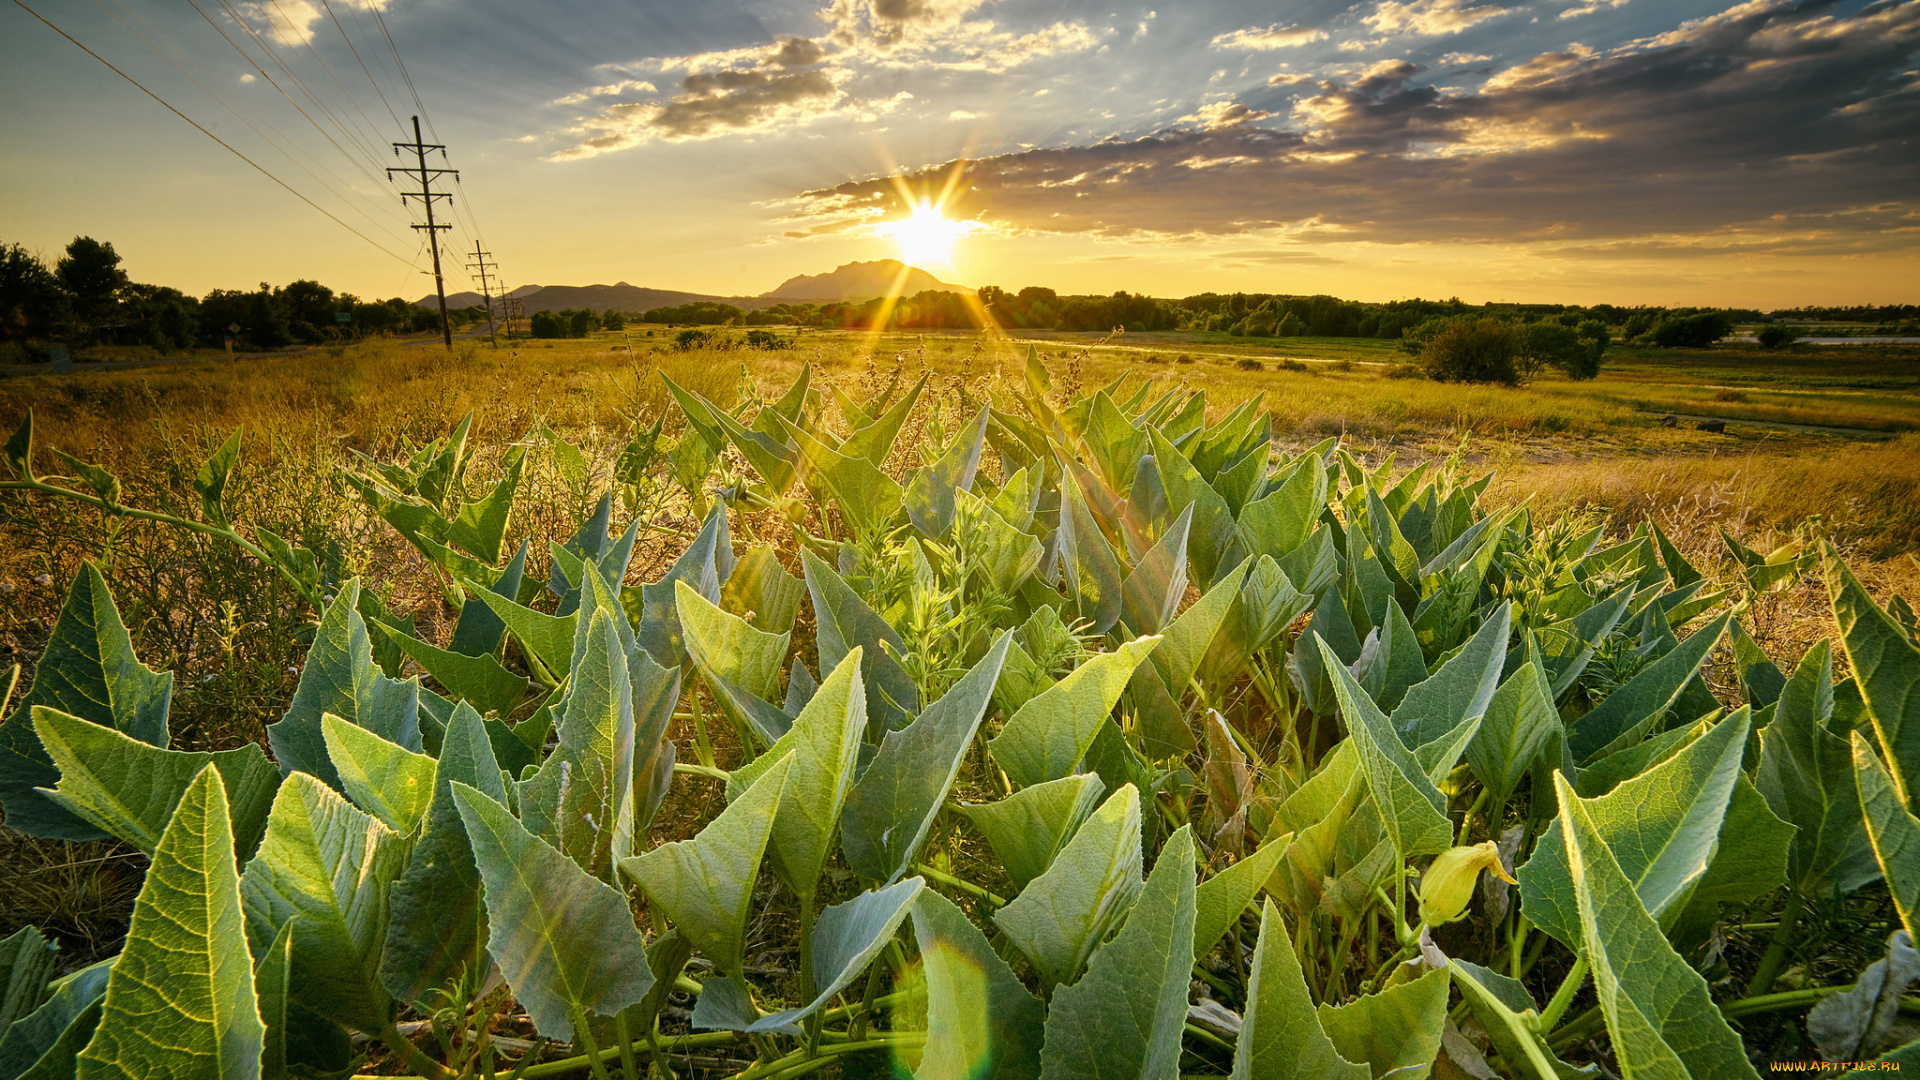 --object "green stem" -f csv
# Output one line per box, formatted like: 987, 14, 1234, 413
691, 690, 717, 771
611, 1012, 640, 1080
1744, 890, 1803, 998
914, 863, 1007, 908
519, 1032, 743, 1079
671, 762, 730, 783
849, 954, 888, 1042
1535, 957, 1588, 1033
566, 1005, 614, 1080
379, 1019, 456, 1080
1509, 916, 1530, 982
